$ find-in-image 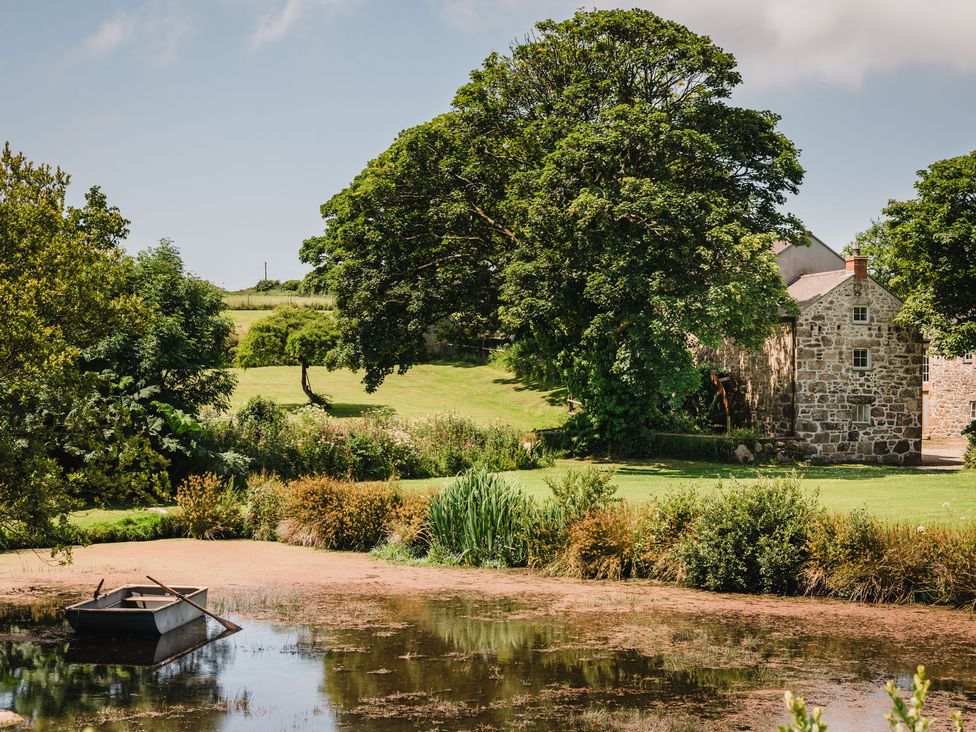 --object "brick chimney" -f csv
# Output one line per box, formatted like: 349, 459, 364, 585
846, 247, 868, 280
